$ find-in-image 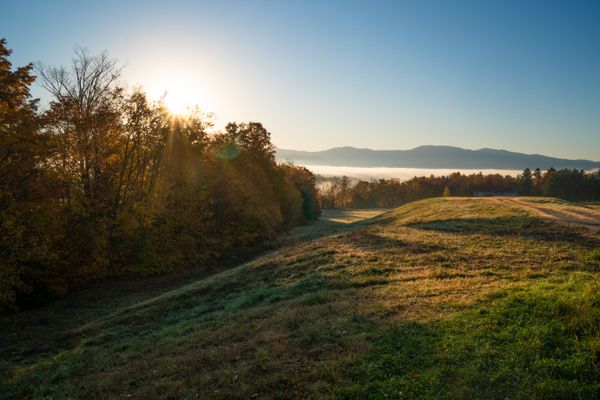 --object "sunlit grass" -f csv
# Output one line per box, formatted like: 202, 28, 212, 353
337, 276, 600, 400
